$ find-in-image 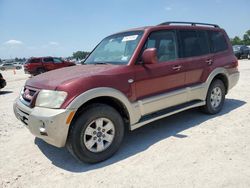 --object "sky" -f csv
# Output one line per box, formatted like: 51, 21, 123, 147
0, 0, 250, 59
